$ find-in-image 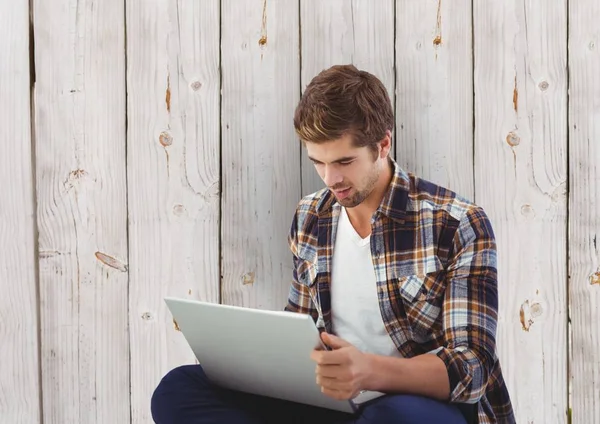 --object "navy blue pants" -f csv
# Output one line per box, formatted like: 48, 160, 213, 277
151, 365, 469, 424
